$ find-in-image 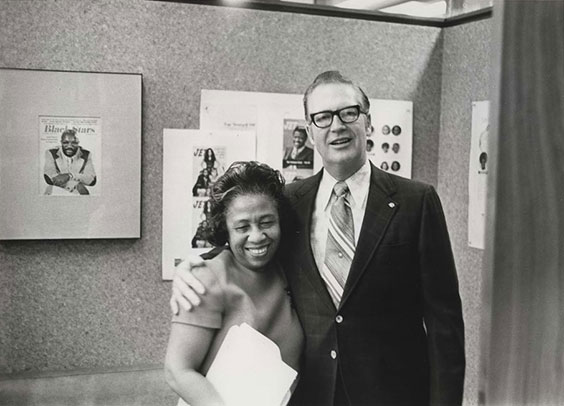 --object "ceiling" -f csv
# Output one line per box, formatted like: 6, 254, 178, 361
287, 0, 492, 18
219, 0, 493, 21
